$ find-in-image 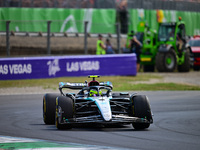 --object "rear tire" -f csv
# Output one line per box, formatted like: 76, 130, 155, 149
56, 96, 73, 130
43, 93, 60, 125
131, 95, 152, 129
